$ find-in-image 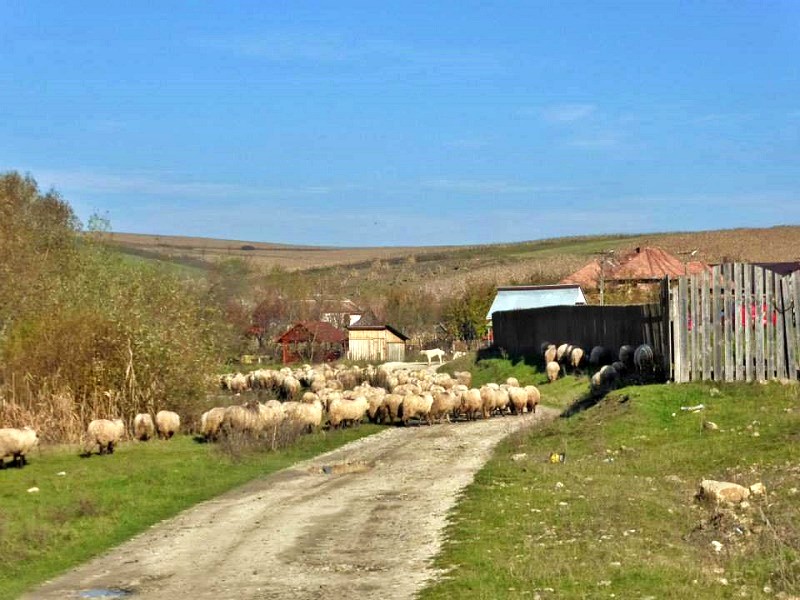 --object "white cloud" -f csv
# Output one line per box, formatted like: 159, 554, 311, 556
32, 169, 357, 199
566, 136, 620, 149
541, 103, 597, 123
421, 178, 575, 194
